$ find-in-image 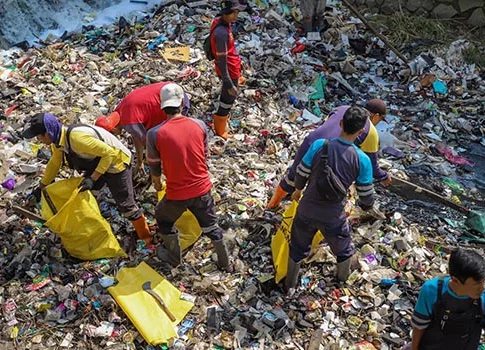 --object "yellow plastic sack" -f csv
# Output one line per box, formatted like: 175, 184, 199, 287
157, 190, 202, 250
41, 178, 126, 260
271, 200, 324, 283
108, 262, 194, 345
